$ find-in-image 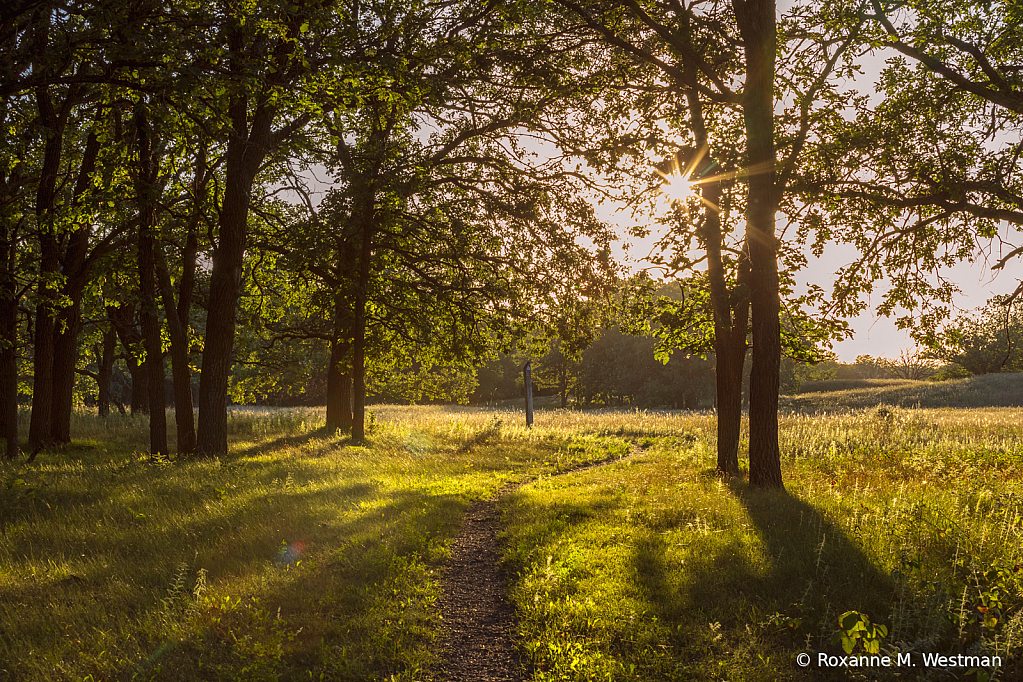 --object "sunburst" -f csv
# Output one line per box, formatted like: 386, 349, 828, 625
660, 173, 693, 204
